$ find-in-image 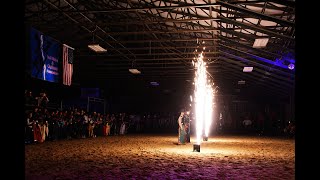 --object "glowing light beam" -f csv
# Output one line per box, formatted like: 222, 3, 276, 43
204, 85, 213, 138
193, 52, 215, 145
